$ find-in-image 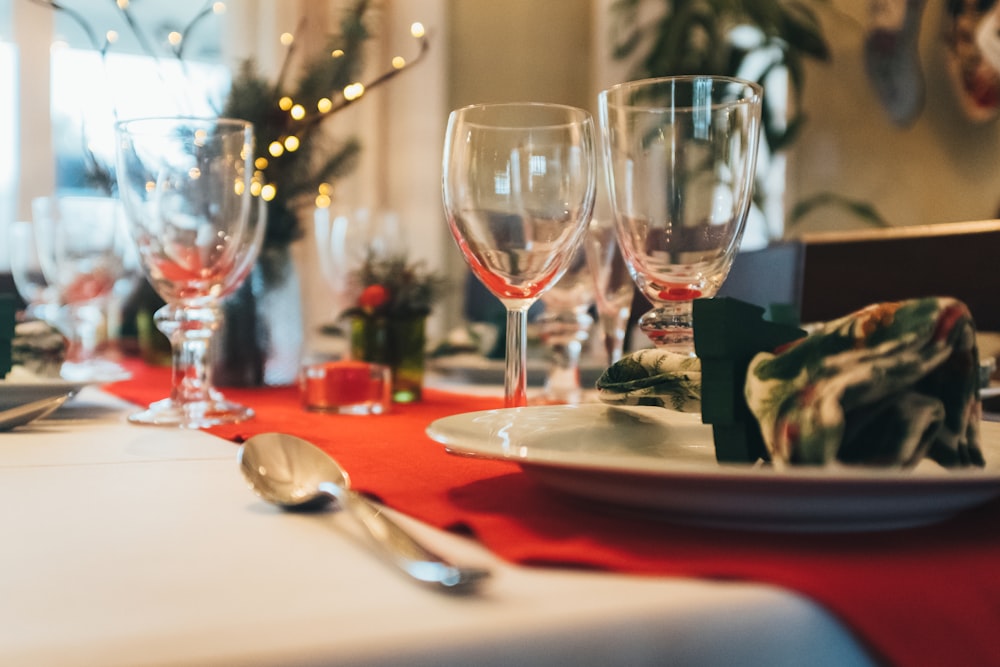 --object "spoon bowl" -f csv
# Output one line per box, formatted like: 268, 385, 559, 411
239, 432, 490, 592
